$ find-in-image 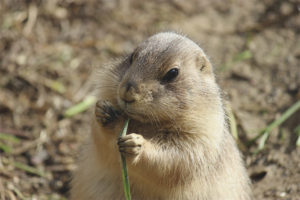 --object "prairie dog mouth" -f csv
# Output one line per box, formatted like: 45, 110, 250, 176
124, 109, 150, 123
117, 98, 149, 122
